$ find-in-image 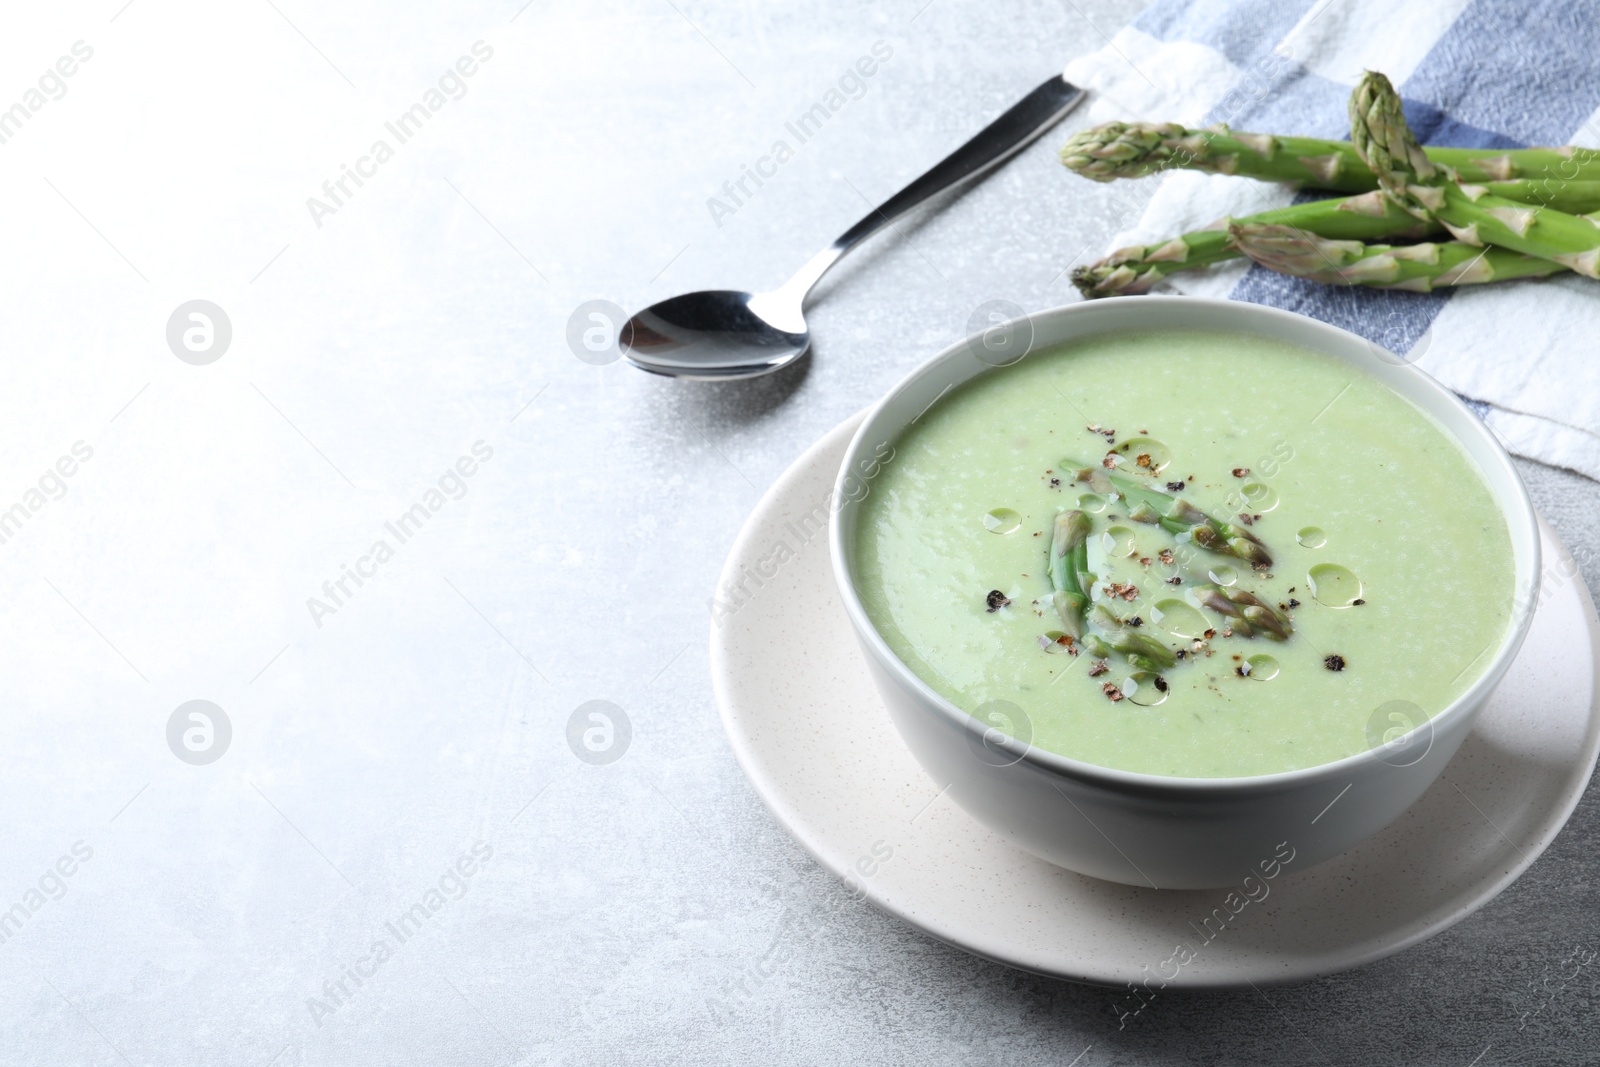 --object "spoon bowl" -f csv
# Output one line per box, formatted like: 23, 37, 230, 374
621, 289, 808, 381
